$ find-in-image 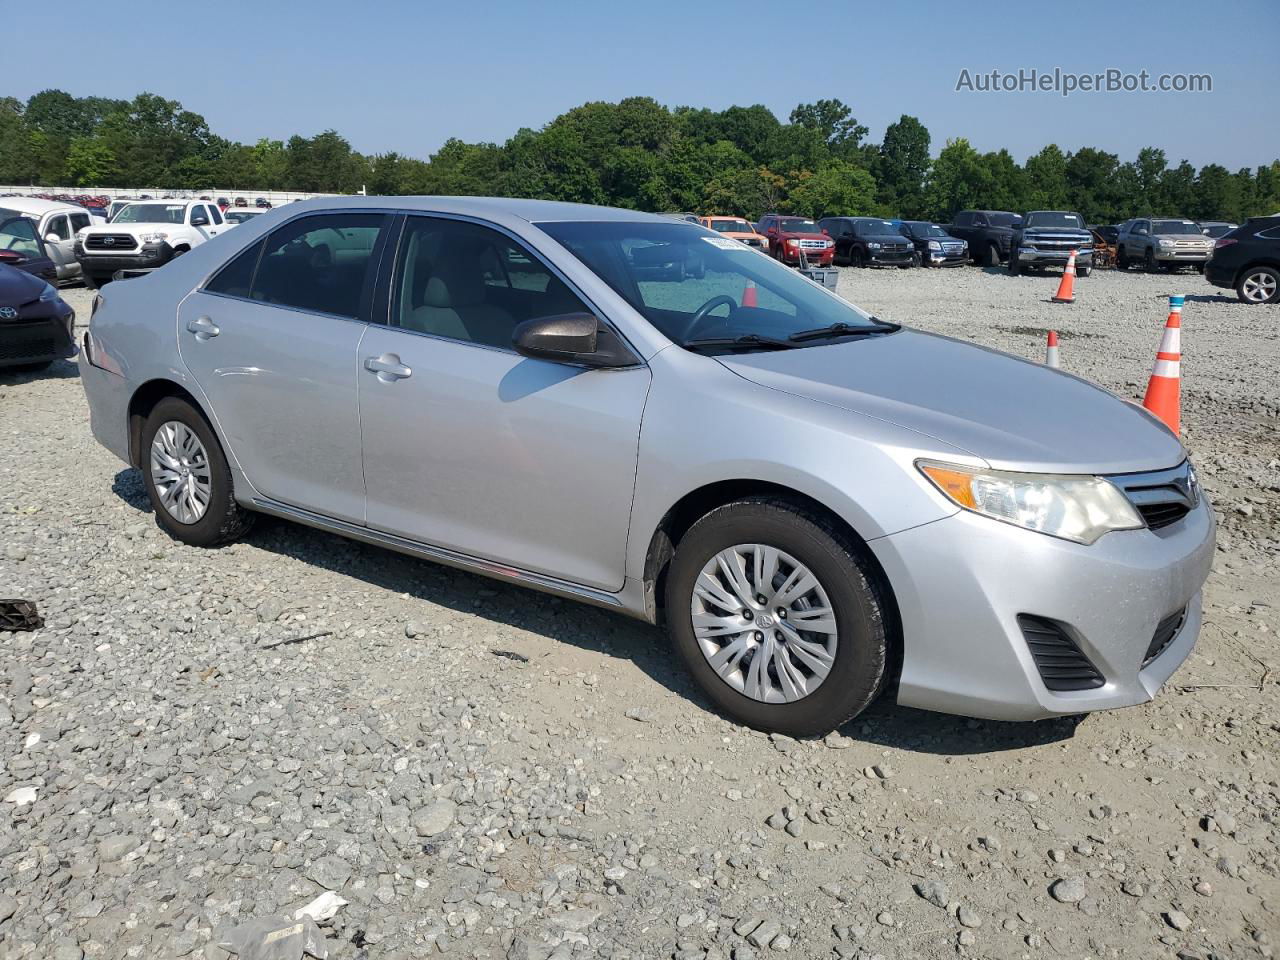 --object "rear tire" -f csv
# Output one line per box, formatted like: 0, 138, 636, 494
1144, 248, 1158, 273
140, 397, 254, 547
664, 497, 889, 737
1117, 249, 1130, 270
1237, 265, 1280, 304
